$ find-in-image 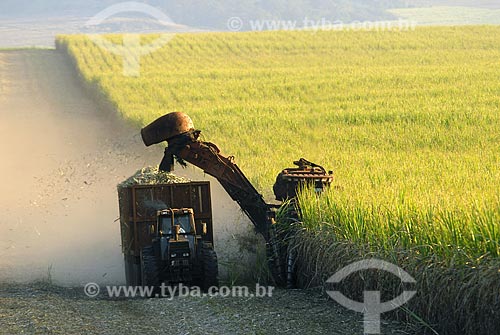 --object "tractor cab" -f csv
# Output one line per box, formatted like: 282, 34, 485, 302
157, 208, 202, 238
